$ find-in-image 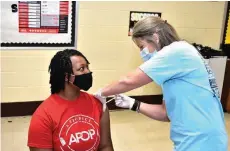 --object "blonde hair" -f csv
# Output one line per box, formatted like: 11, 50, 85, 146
132, 16, 180, 50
